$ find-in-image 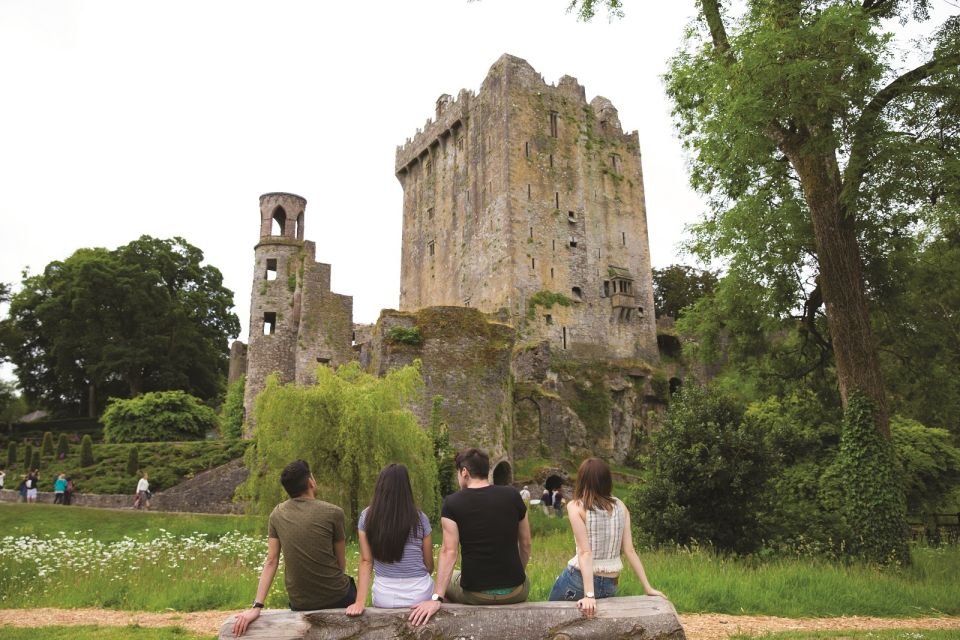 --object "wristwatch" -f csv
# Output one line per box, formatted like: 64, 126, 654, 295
252, 601, 264, 609
431, 593, 445, 603
584, 592, 595, 598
